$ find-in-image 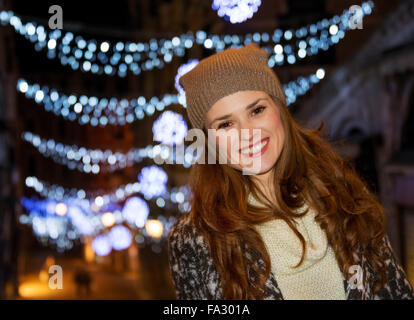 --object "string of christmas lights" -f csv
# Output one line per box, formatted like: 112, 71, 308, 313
17, 67, 325, 126
21, 167, 189, 253
24, 174, 191, 212
17, 77, 183, 126
0, 1, 373, 76
20, 195, 178, 253
21, 131, 197, 174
